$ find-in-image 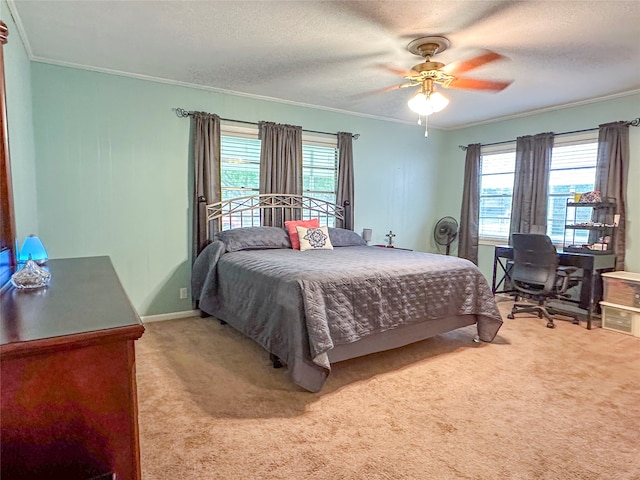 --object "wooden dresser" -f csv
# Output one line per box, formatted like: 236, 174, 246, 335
1, 256, 145, 480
